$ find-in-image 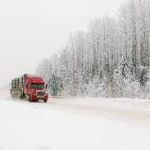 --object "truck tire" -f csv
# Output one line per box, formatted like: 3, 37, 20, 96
27, 94, 32, 102
20, 94, 25, 99
44, 99, 47, 103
